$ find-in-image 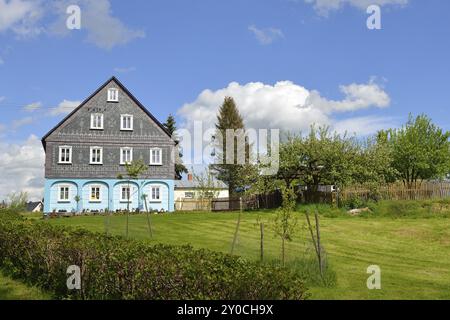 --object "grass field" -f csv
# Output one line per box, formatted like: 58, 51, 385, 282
44, 206, 450, 300
0, 271, 49, 300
